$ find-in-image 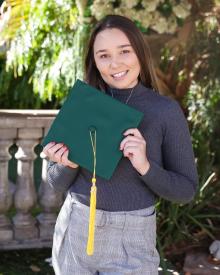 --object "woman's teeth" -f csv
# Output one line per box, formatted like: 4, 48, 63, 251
112, 71, 128, 79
